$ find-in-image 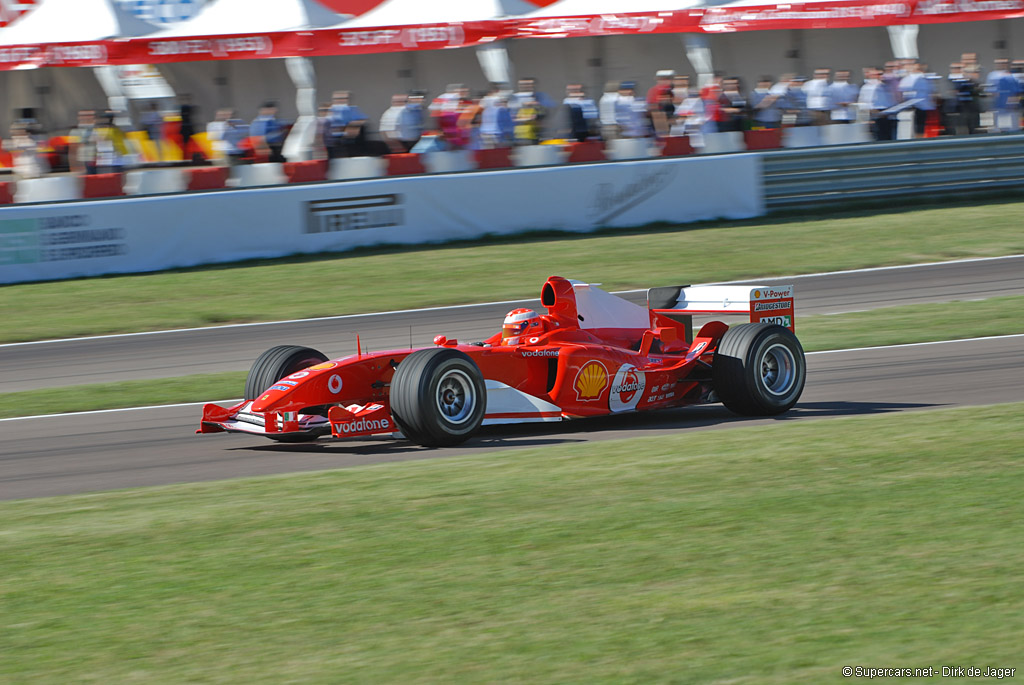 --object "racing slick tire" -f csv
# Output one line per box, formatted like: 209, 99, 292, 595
712, 323, 805, 416
245, 345, 329, 443
390, 348, 486, 448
